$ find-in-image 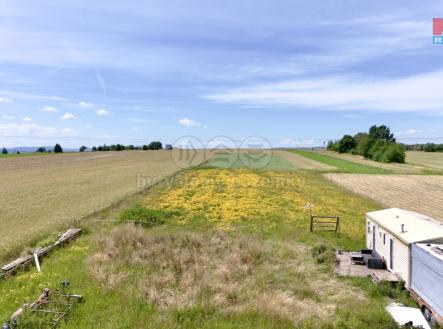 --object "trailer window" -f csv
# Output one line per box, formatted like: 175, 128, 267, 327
383, 233, 386, 245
